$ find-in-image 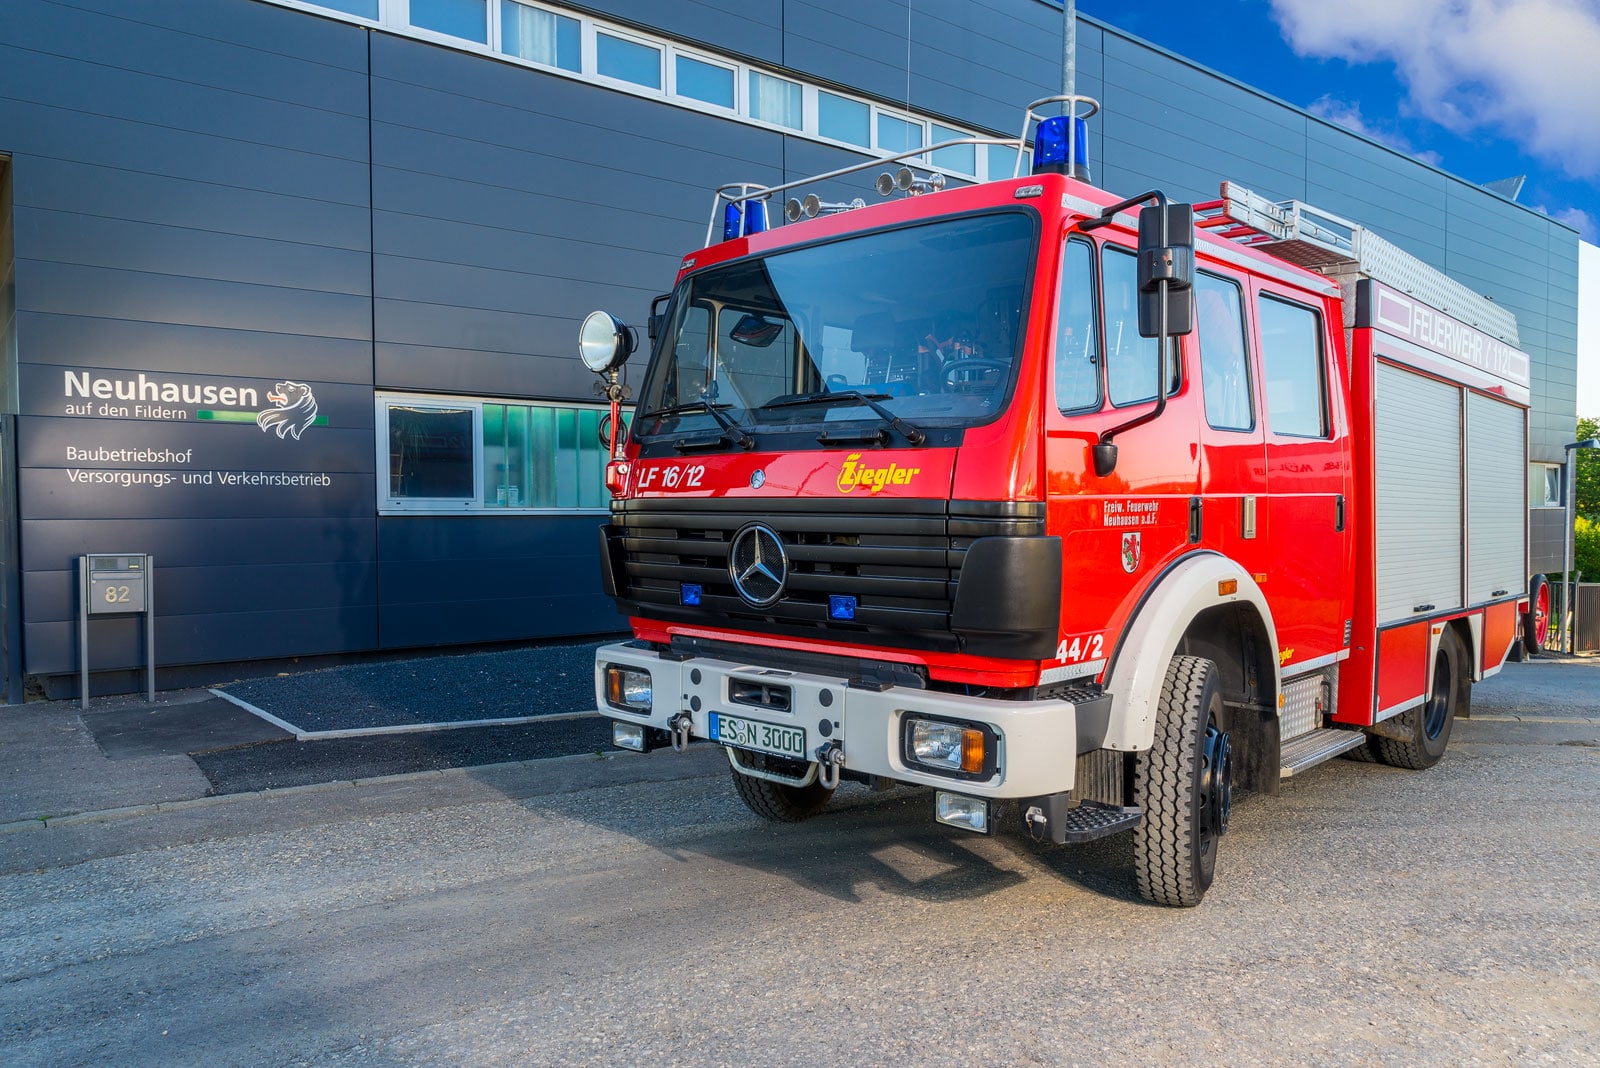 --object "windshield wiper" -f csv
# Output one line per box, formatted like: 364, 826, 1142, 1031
643, 399, 756, 451
760, 390, 927, 446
